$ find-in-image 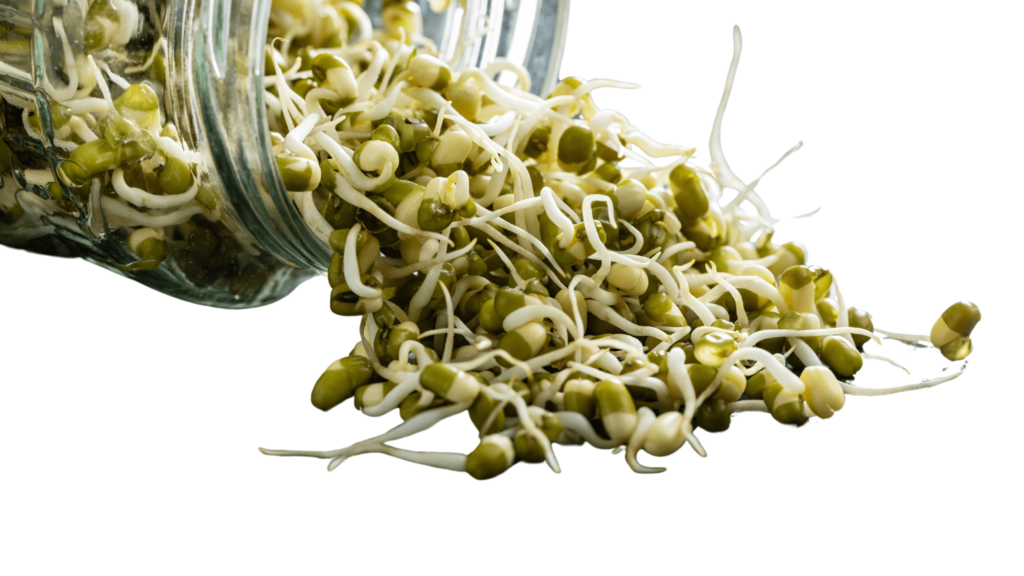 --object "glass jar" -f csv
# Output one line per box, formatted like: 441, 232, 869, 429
0, 0, 569, 308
